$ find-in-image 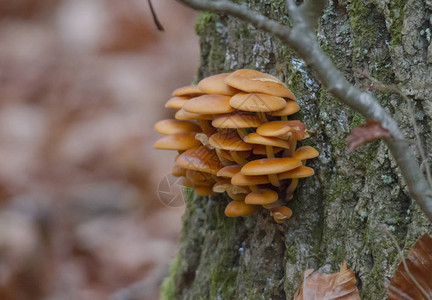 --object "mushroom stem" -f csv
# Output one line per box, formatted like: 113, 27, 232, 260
230, 151, 247, 165
265, 146, 280, 187
265, 145, 275, 158
249, 185, 258, 193
281, 115, 288, 121
257, 112, 268, 123
287, 178, 299, 196
198, 120, 212, 135
284, 135, 297, 157
268, 174, 281, 187
236, 128, 247, 139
